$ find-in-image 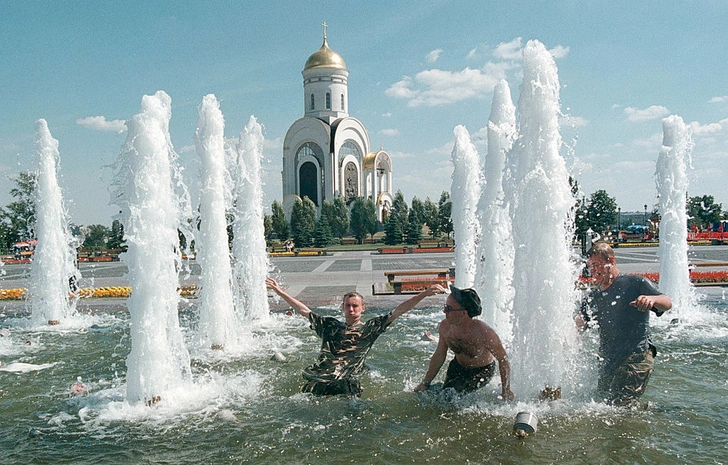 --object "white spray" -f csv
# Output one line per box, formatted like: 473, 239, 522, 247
28, 119, 78, 325
112, 91, 192, 403
450, 125, 482, 288
195, 94, 240, 349
504, 41, 579, 398
232, 116, 270, 321
475, 80, 516, 341
655, 115, 695, 314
